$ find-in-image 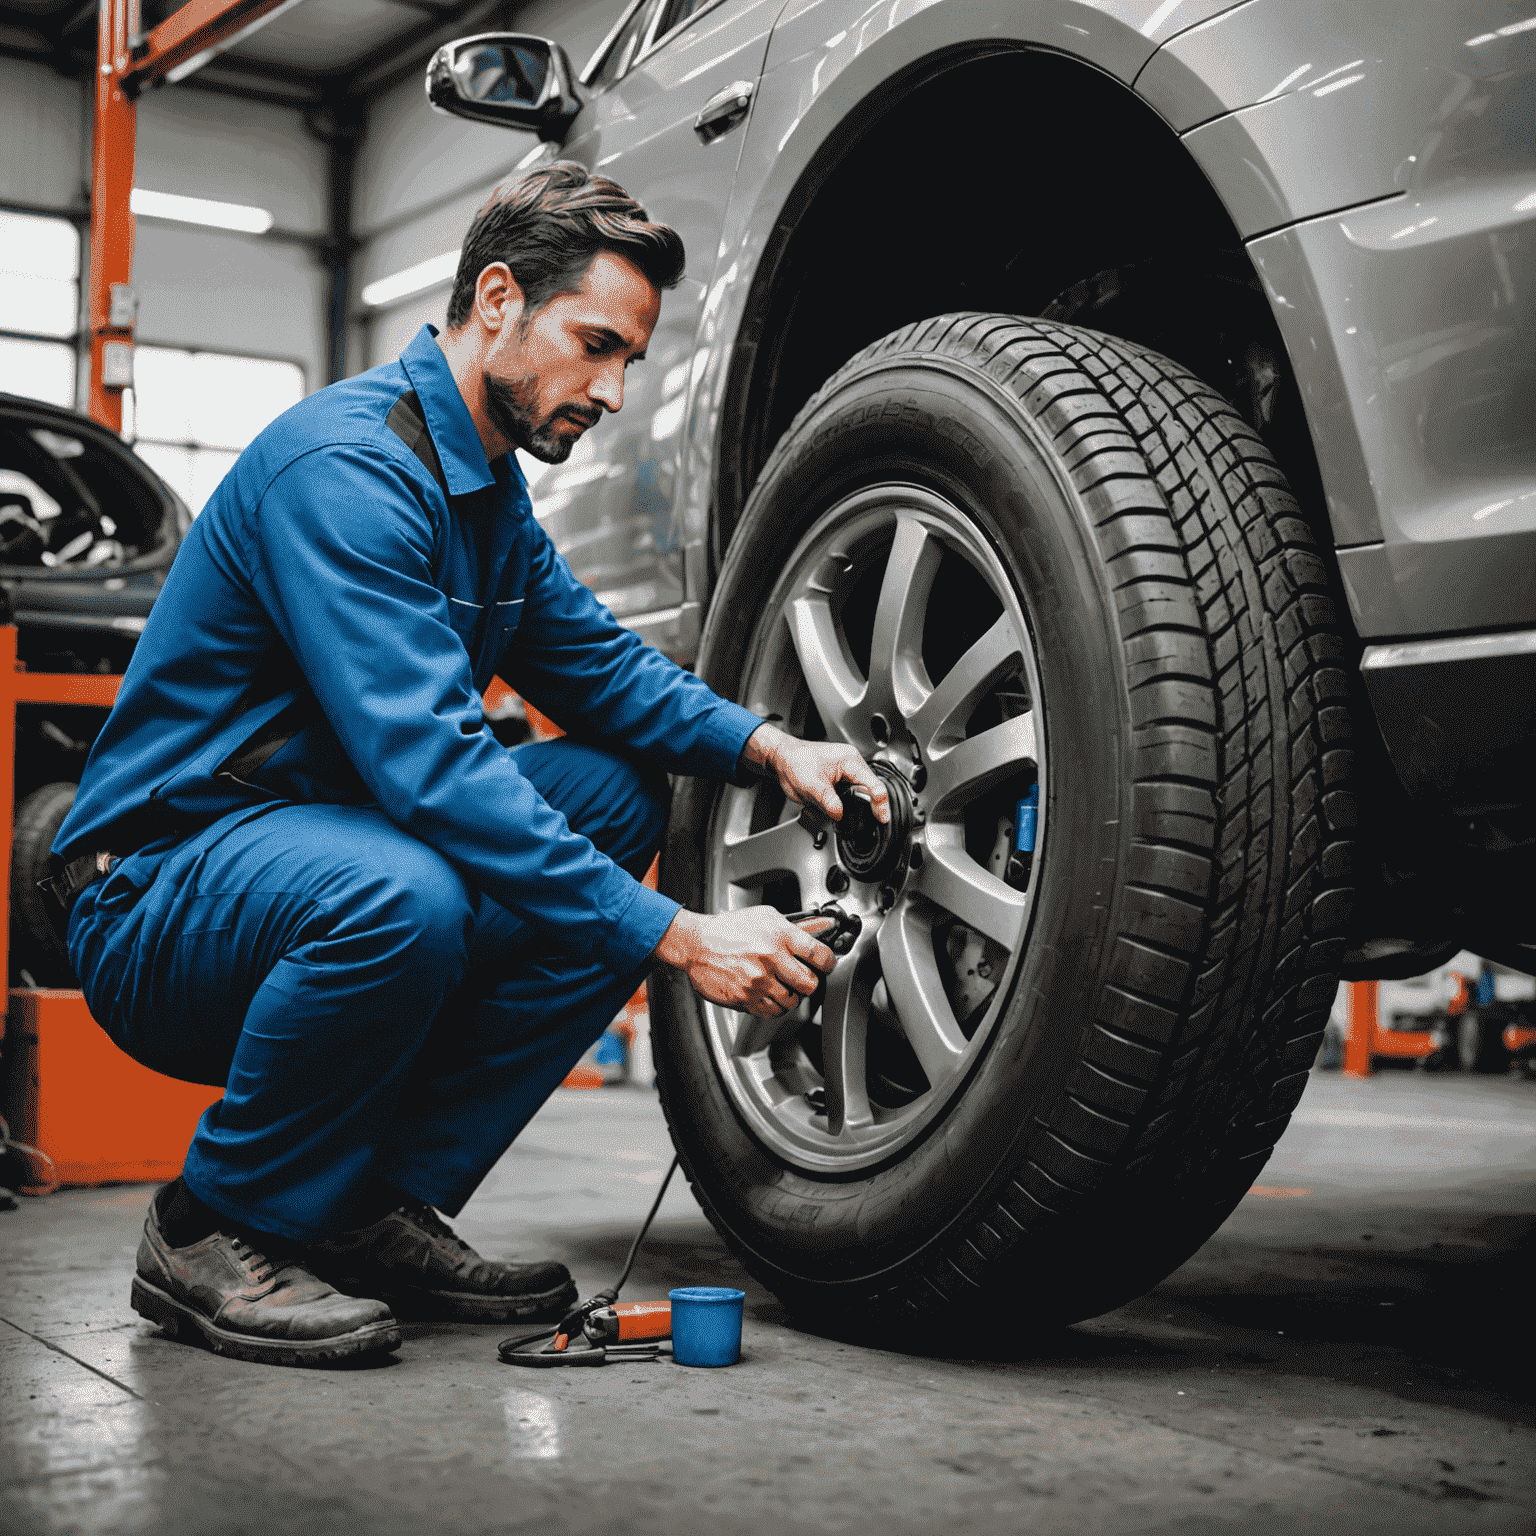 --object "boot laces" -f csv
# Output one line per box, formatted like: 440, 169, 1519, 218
403, 1201, 477, 1265
228, 1234, 282, 1285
